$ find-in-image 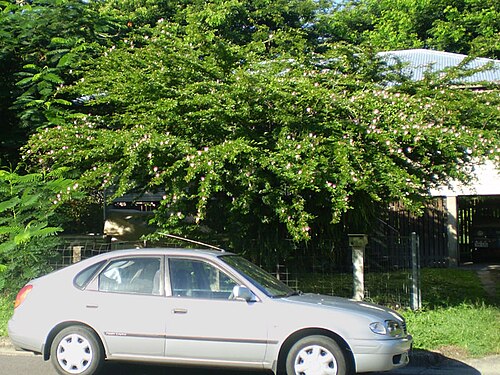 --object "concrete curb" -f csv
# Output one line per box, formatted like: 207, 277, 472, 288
0, 336, 34, 356
0, 336, 12, 349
